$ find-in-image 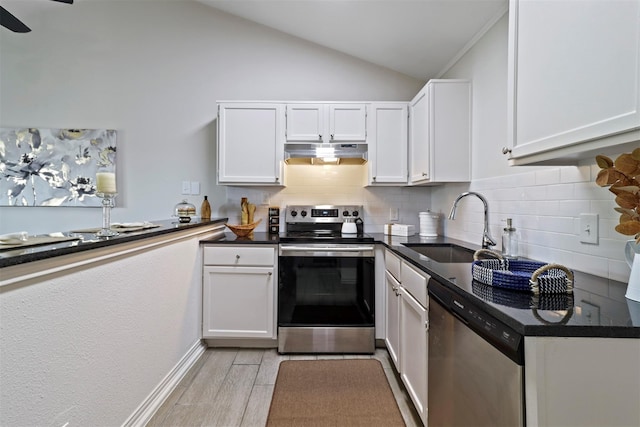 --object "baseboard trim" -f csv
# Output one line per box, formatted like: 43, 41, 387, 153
204, 338, 278, 348
122, 339, 207, 427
